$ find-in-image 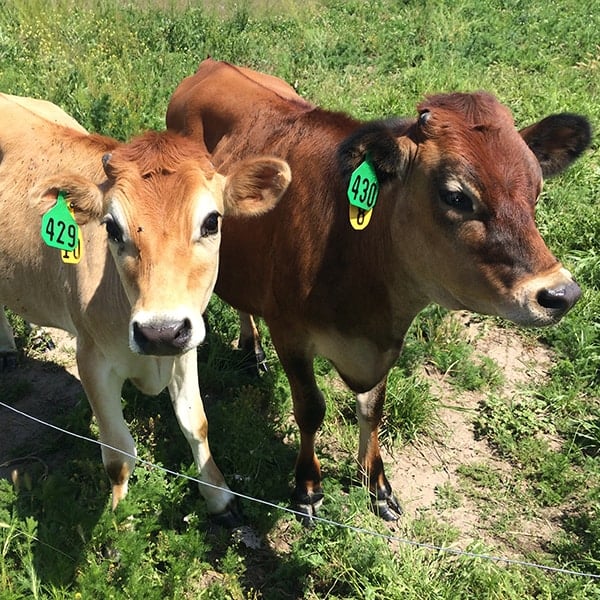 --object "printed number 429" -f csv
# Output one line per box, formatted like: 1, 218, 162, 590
46, 217, 77, 249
